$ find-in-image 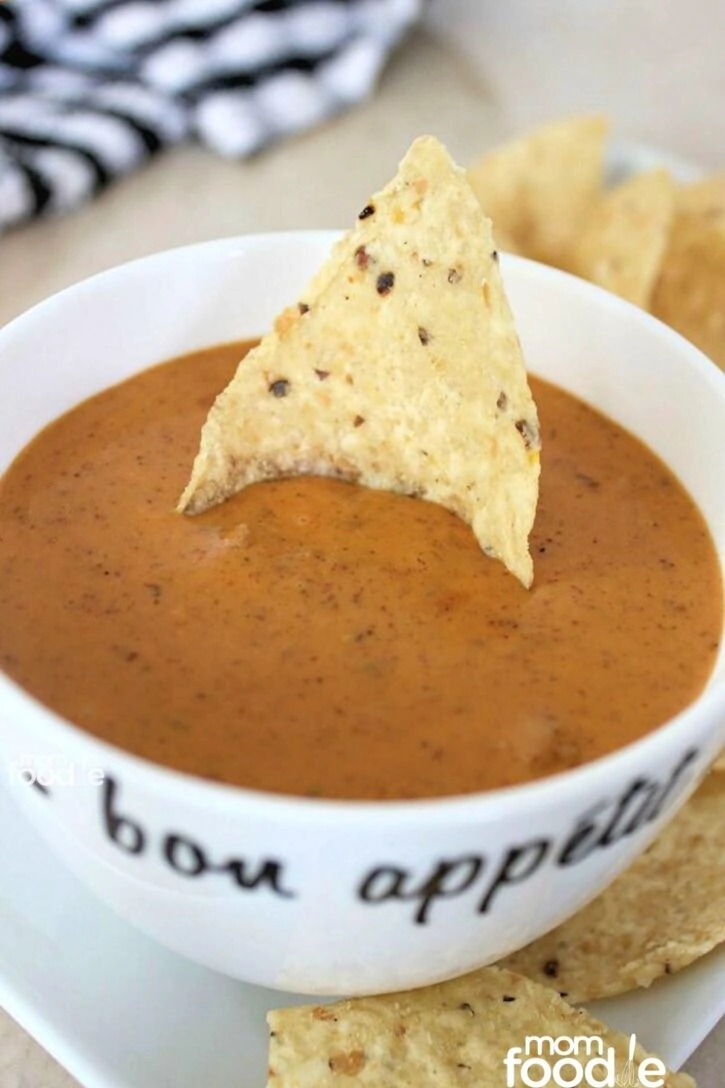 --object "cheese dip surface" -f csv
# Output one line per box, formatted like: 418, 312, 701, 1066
0, 343, 720, 800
